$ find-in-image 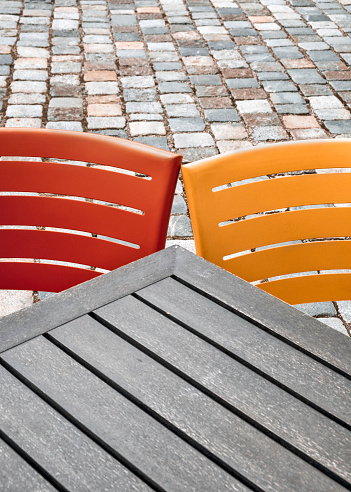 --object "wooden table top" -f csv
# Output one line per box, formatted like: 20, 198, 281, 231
1, 246, 350, 492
